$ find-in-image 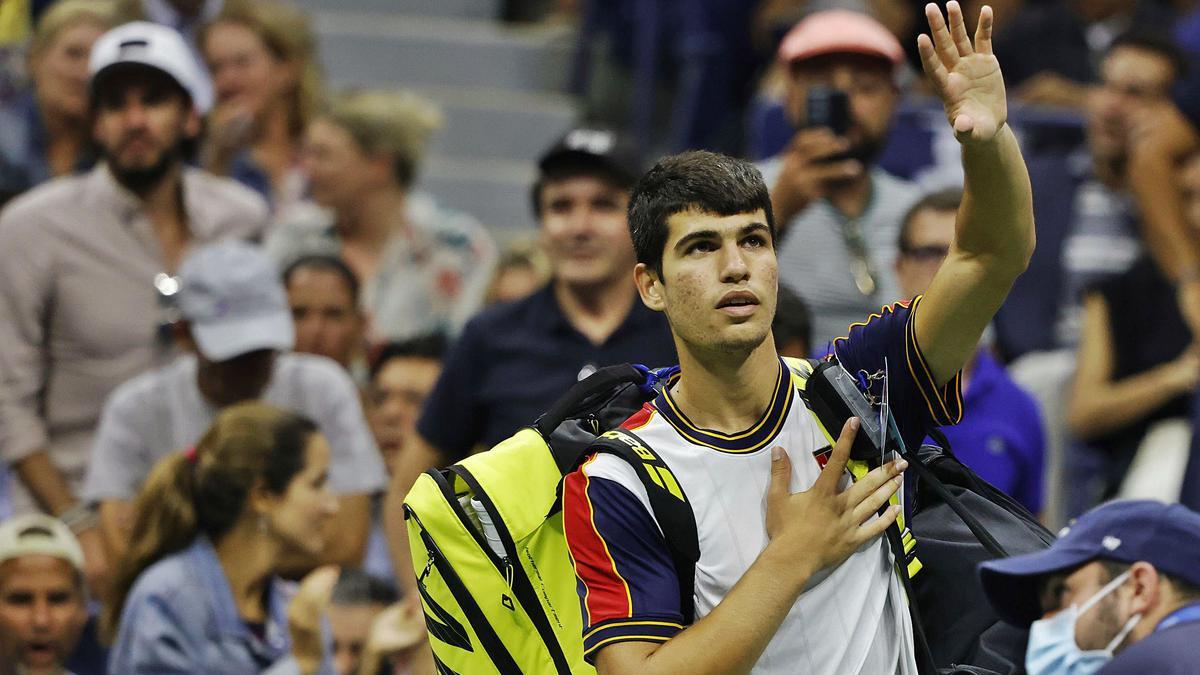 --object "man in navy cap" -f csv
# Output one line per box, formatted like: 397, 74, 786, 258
978, 500, 1200, 675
